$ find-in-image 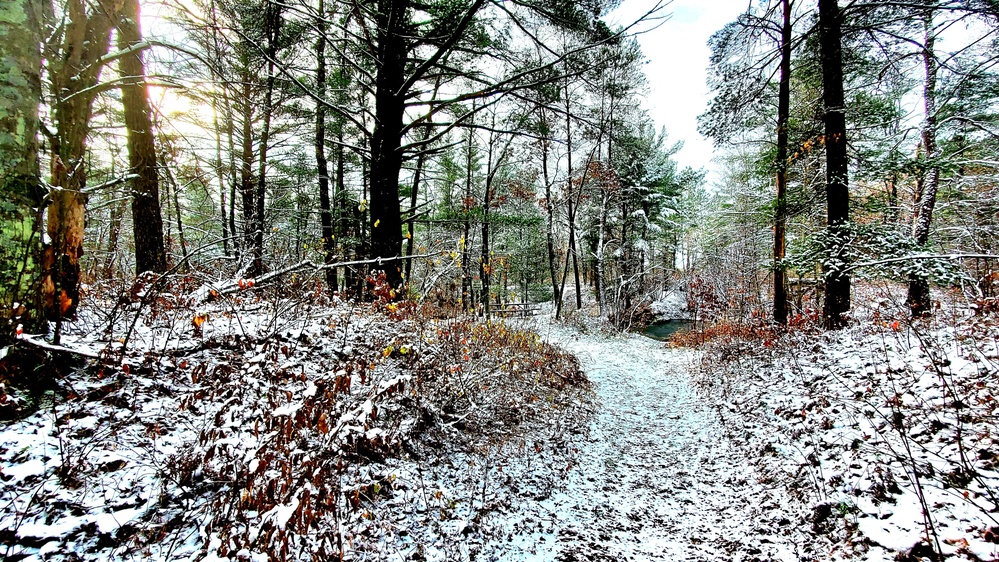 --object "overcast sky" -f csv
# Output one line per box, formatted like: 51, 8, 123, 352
608, 0, 752, 182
